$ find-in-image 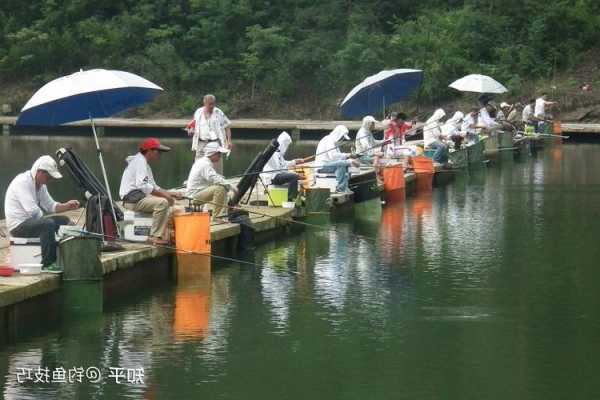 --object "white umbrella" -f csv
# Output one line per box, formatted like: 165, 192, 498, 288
449, 74, 508, 94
